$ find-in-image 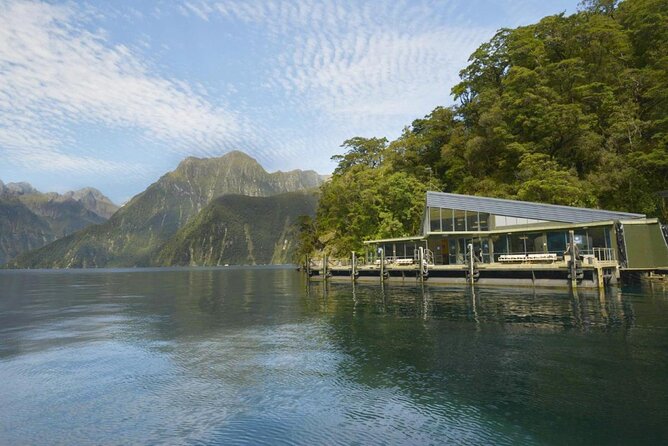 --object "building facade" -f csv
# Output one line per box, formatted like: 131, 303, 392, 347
366, 192, 668, 270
